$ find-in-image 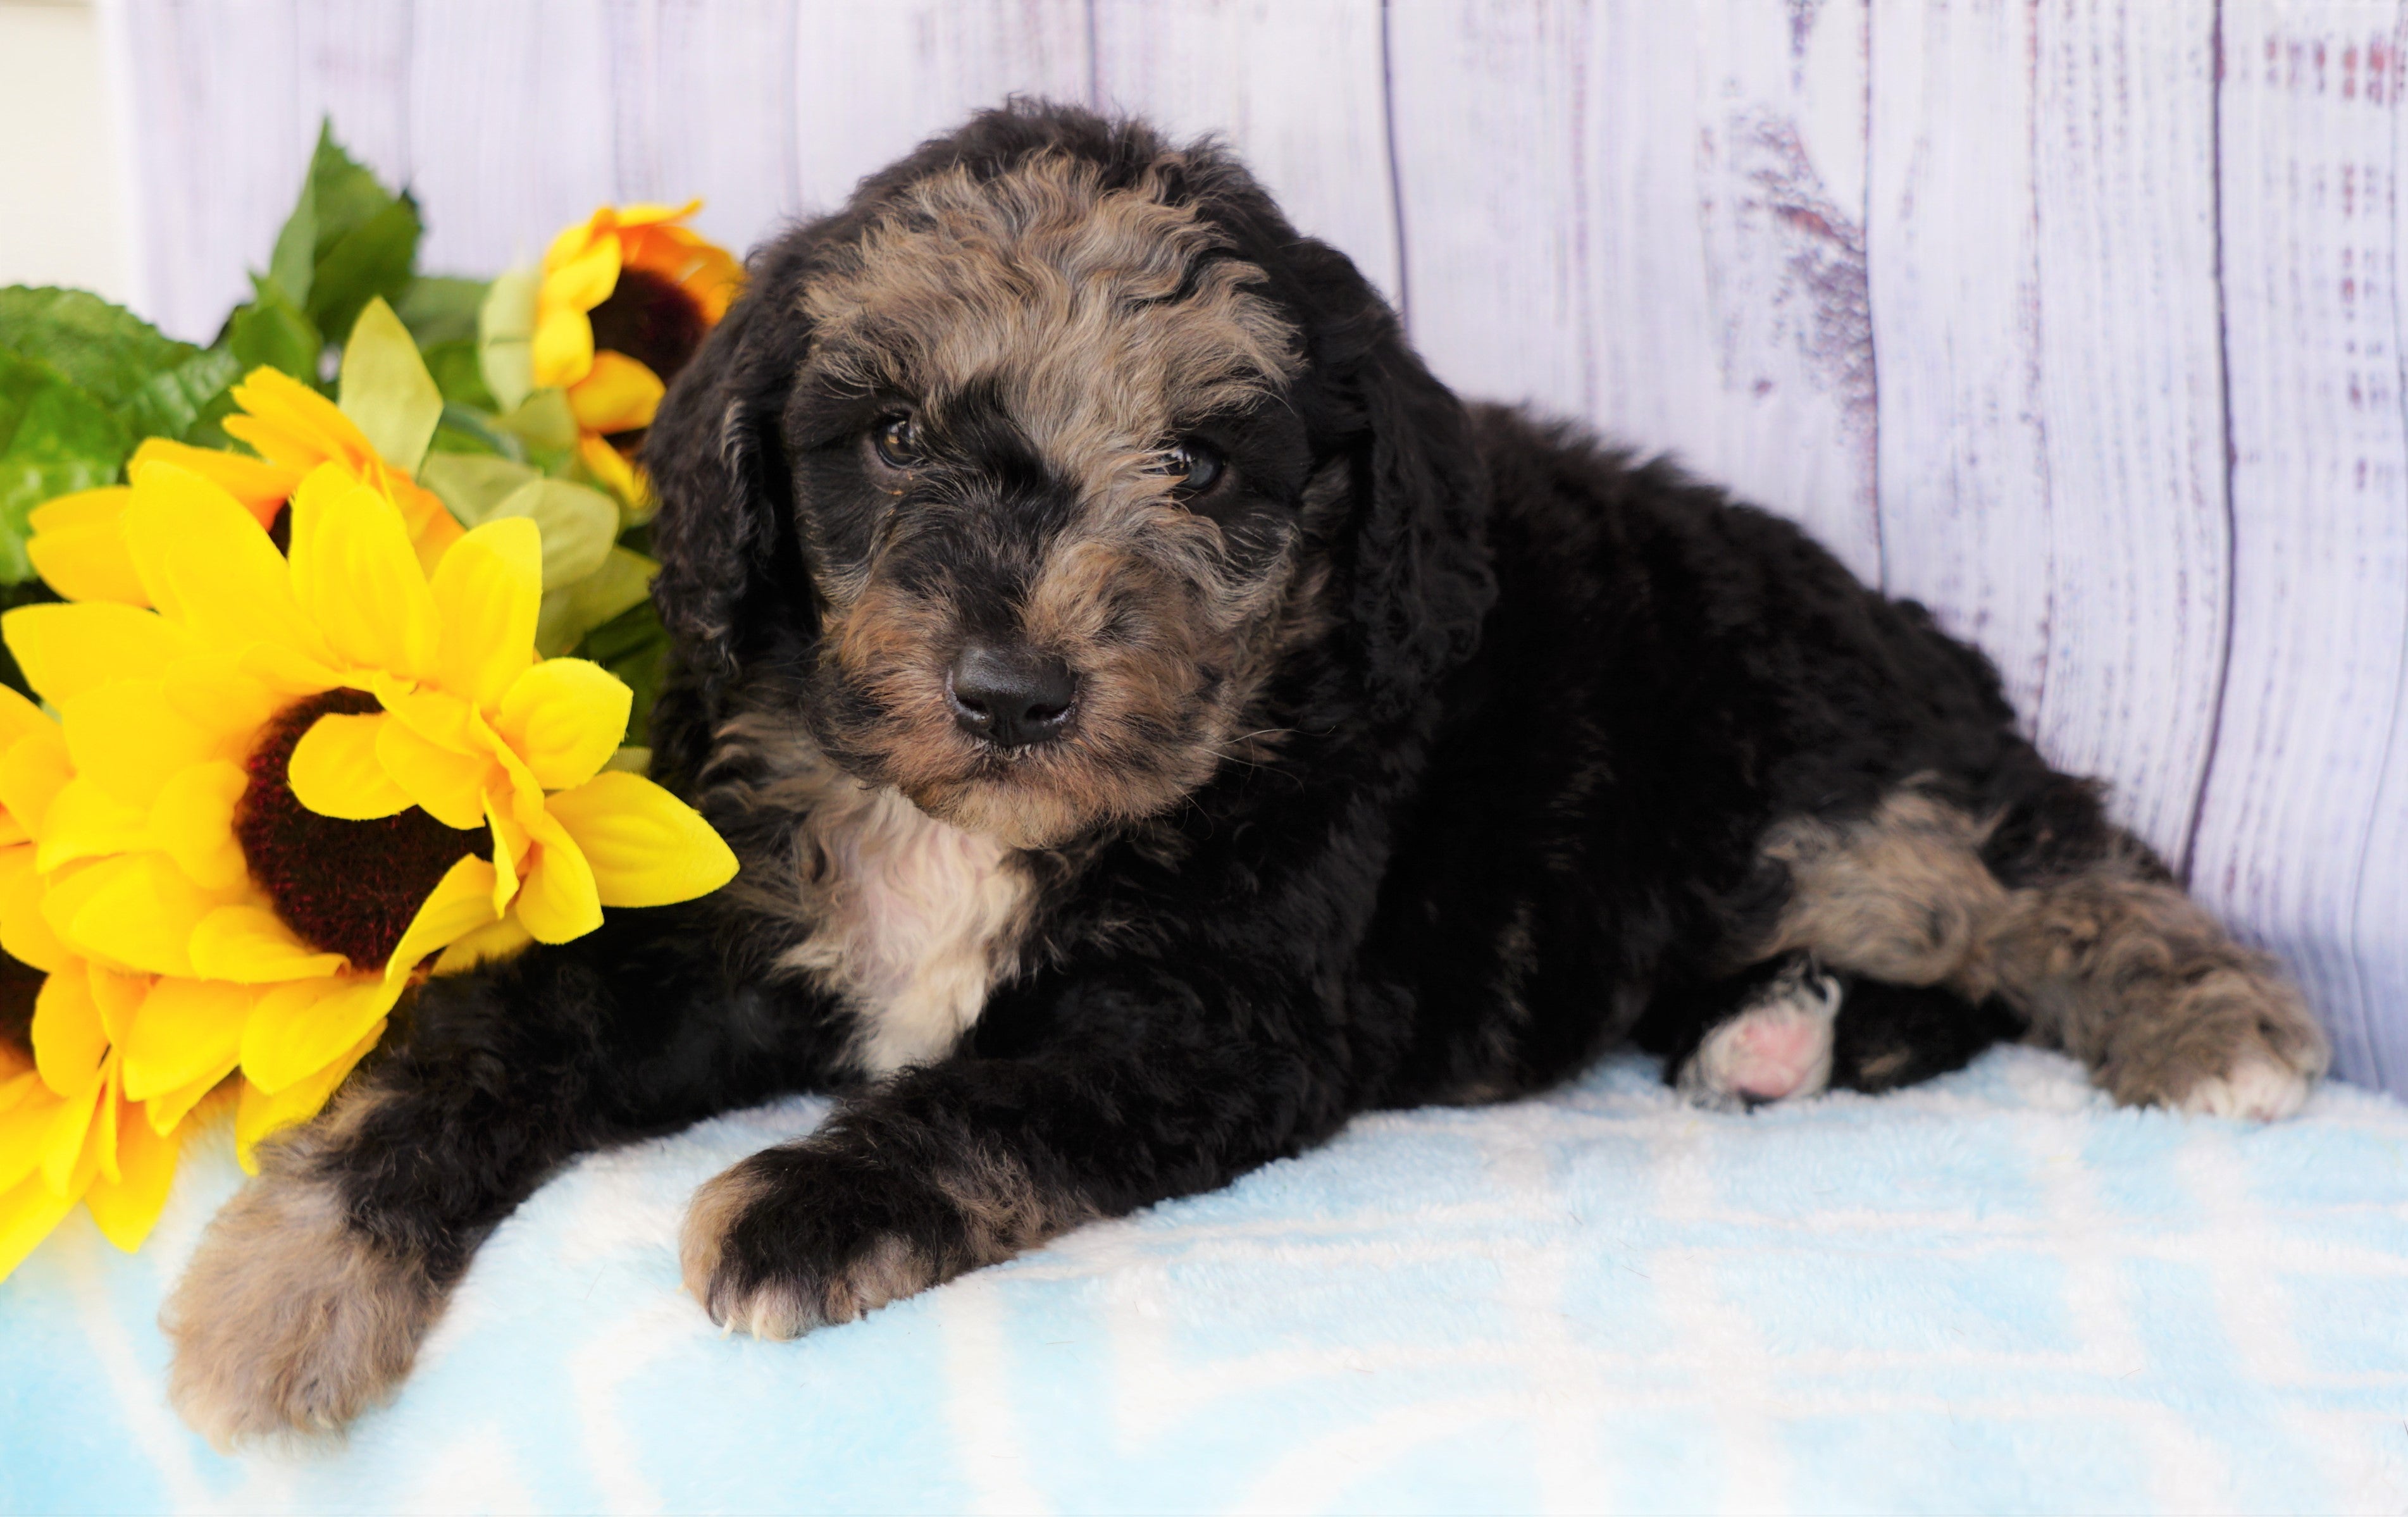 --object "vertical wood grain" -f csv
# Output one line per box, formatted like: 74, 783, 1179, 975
612, 0, 805, 259
2192, 1, 2408, 1089
1388, 1, 1880, 581
404, 0, 618, 276
1090, 0, 1400, 302
1870, 0, 2231, 862
788, 0, 1091, 218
